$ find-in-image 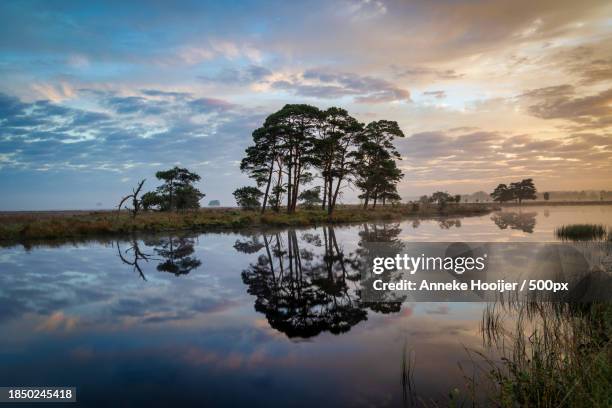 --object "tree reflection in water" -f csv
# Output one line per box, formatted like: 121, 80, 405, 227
357, 224, 407, 314
438, 219, 461, 229
117, 235, 202, 279
233, 234, 264, 253
116, 240, 150, 281
150, 237, 202, 276
237, 224, 405, 338
490, 211, 537, 233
